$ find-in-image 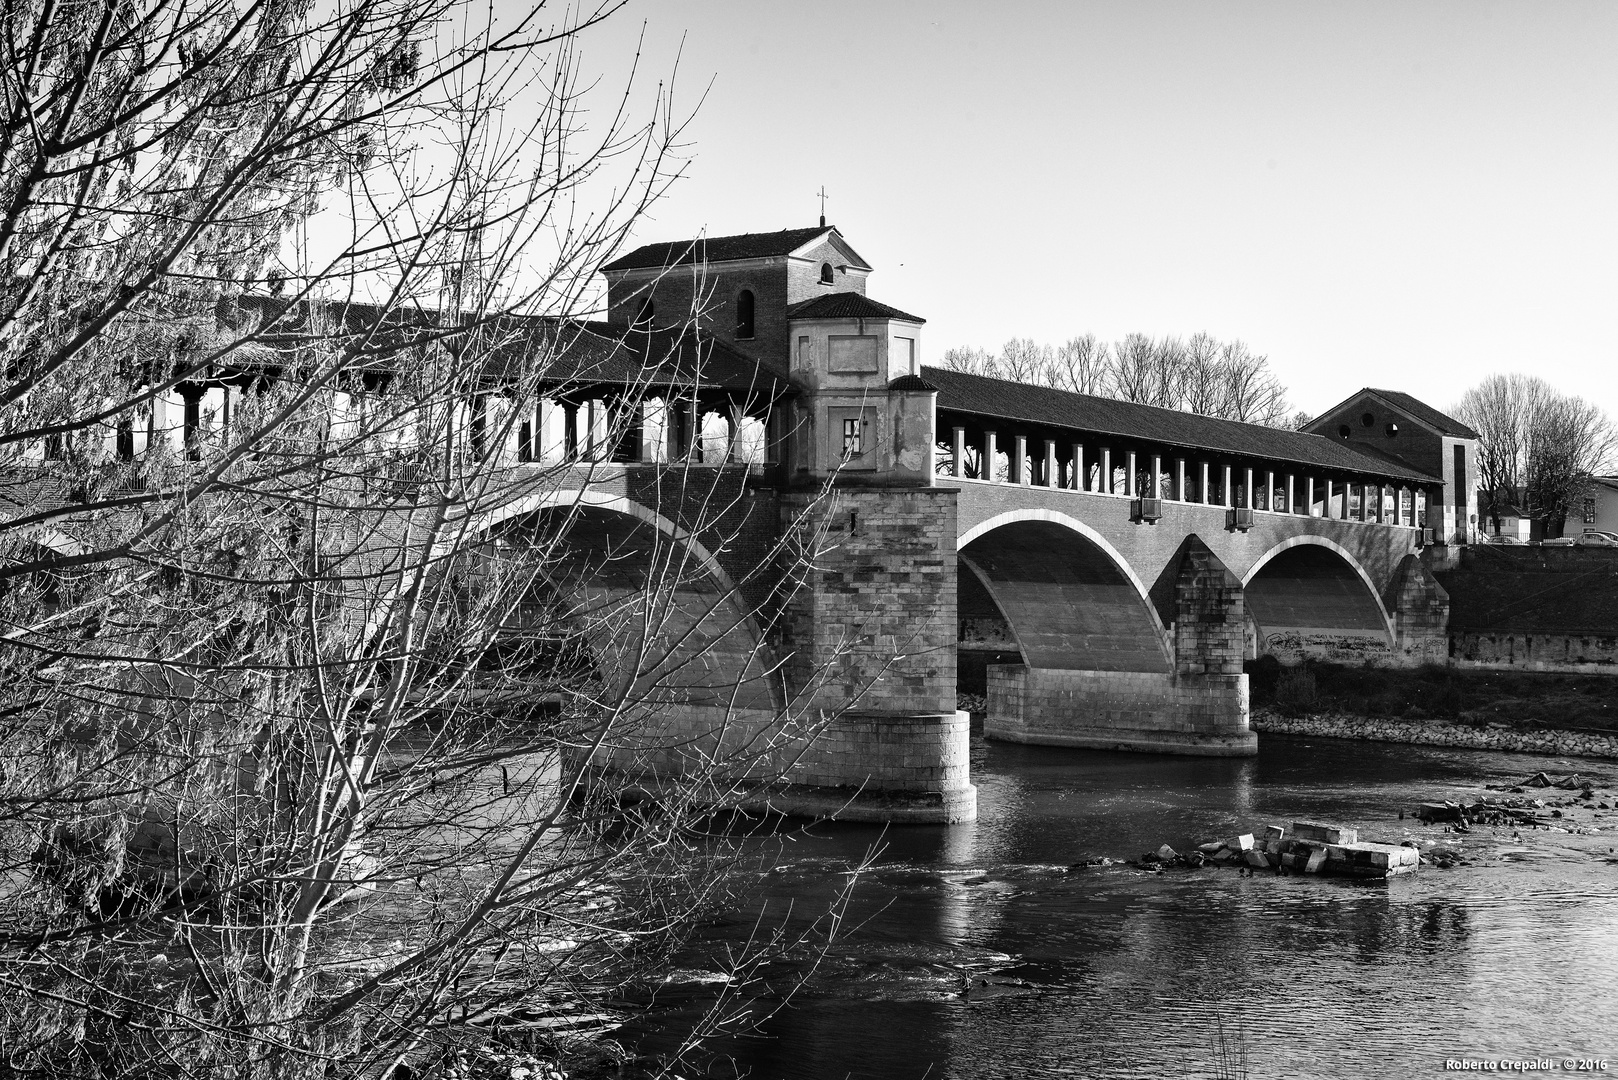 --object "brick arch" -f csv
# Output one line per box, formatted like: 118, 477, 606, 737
1240, 535, 1393, 653
466, 489, 780, 711
958, 509, 1172, 672
463, 489, 739, 596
